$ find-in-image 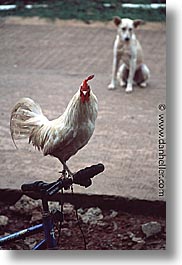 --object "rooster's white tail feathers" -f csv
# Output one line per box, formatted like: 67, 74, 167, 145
10, 97, 49, 148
